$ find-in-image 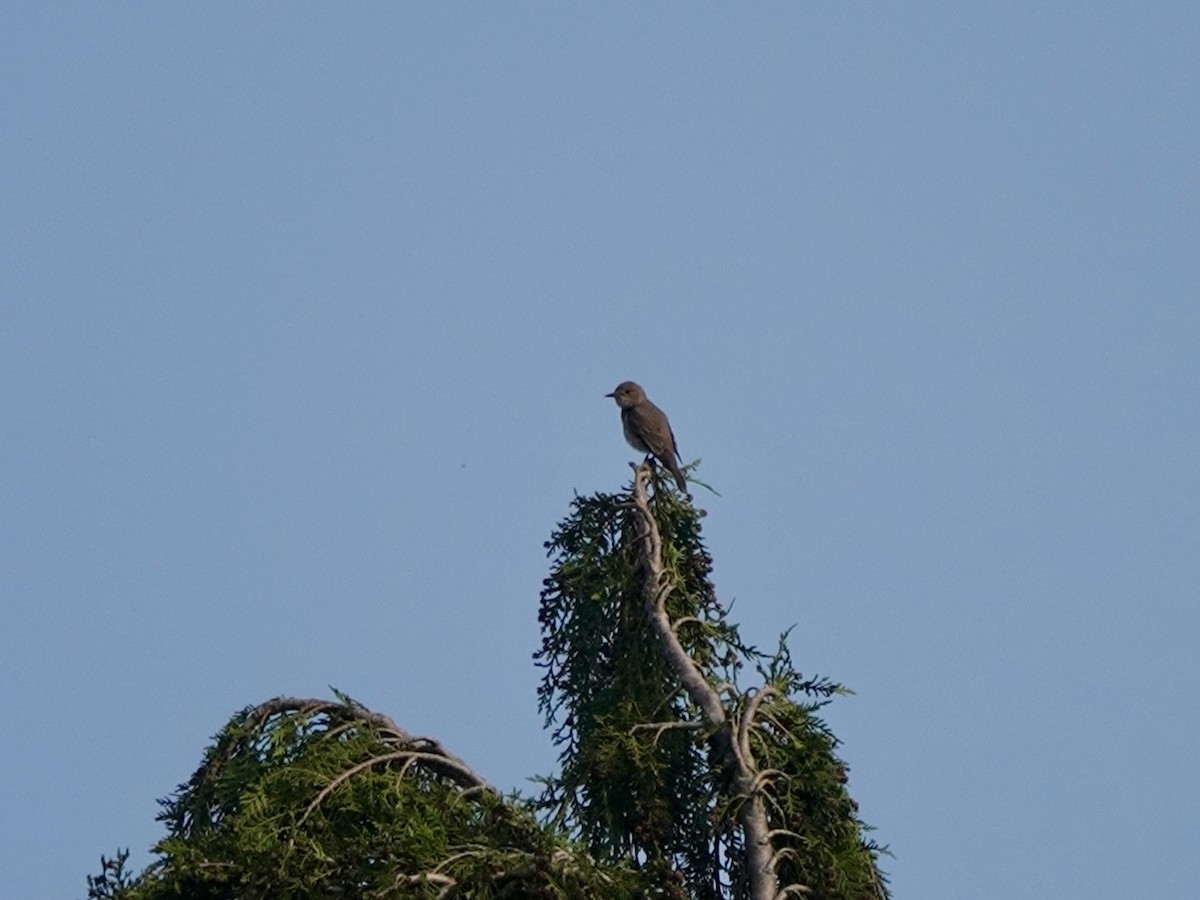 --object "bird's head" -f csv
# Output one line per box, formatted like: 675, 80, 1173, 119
605, 381, 647, 409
